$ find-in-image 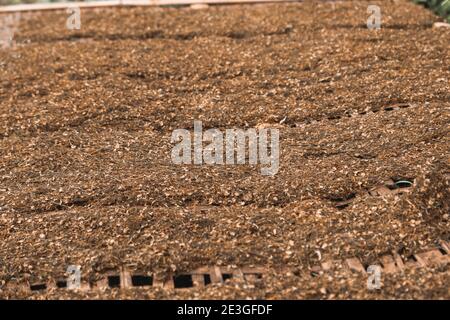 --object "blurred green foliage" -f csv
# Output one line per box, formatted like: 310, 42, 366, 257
414, 0, 450, 22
